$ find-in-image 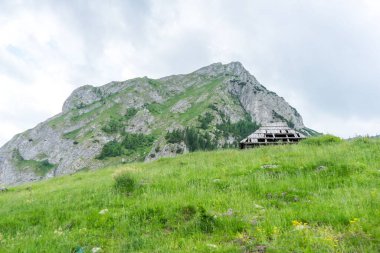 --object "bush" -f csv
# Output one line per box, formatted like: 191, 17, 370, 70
101, 117, 124, 133
97, 133, 155, 159
180, 205, 197, 221
125, 108, 138, 120
216, 115, 259, 143
97, 140, 123, 159
165, 127, 217, 152
102, 109, 138, 134
165, 129, 184, 144
197, 207, 216, 233
351, 137, 371, 144
113, 170, 136, 194
301, 134, 342, 145
122, 133, 155, 150
198, 112, 214, 129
